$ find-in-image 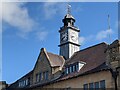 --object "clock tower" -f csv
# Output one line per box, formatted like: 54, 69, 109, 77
59, 4, 80, 60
